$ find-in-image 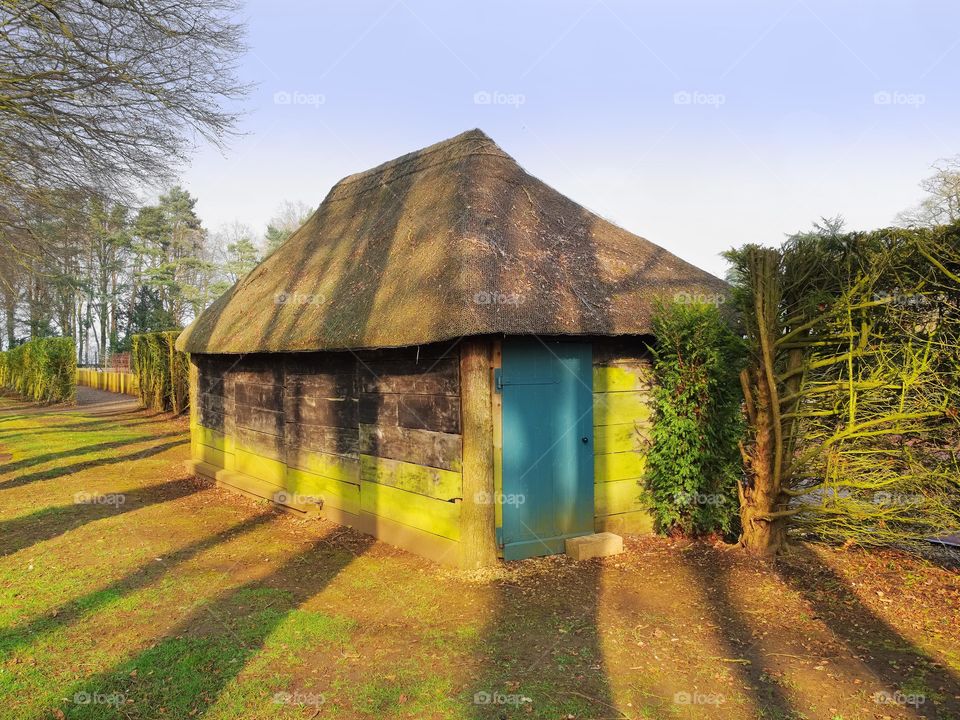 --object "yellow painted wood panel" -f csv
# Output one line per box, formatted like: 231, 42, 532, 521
593, 391, 651, 426
594, 451, 647, 483
360, 480, 461, 541
593, 422, 650, 454
215, 469, 286, 505
359, 454, 461, 501
592, 365, 650, 392
286, 466, 360, 515
193, 425, 234, 454
193, 441, 225, 468
287, 447, 359, 483
234, 446, 286, 484
594, 477, 646, 516
595, 509, 654, 534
